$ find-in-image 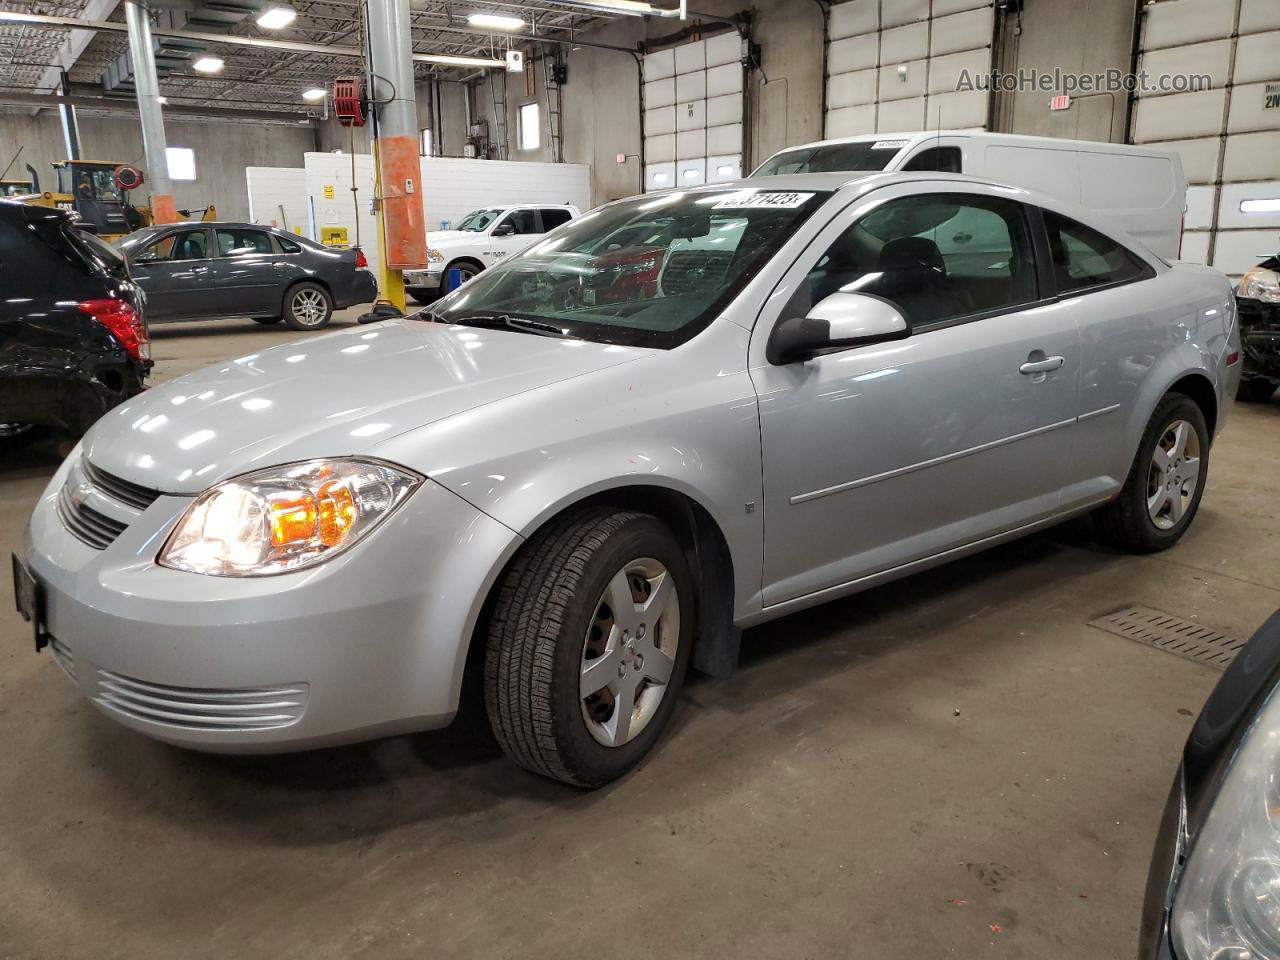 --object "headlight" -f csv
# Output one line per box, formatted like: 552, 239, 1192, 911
427, 248, 445, 263
1239, 267, 1280, 304
1173, 683, 1280, 958
158, 458, 420, 577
